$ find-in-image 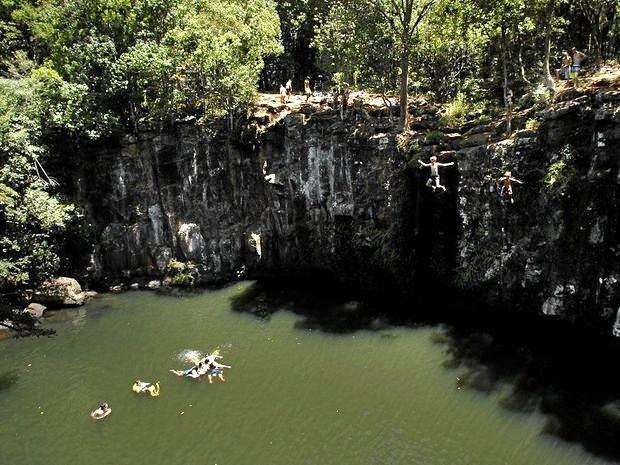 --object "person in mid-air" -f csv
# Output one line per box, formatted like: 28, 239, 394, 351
498, 171, 524, 204
418, 156, 455, 192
